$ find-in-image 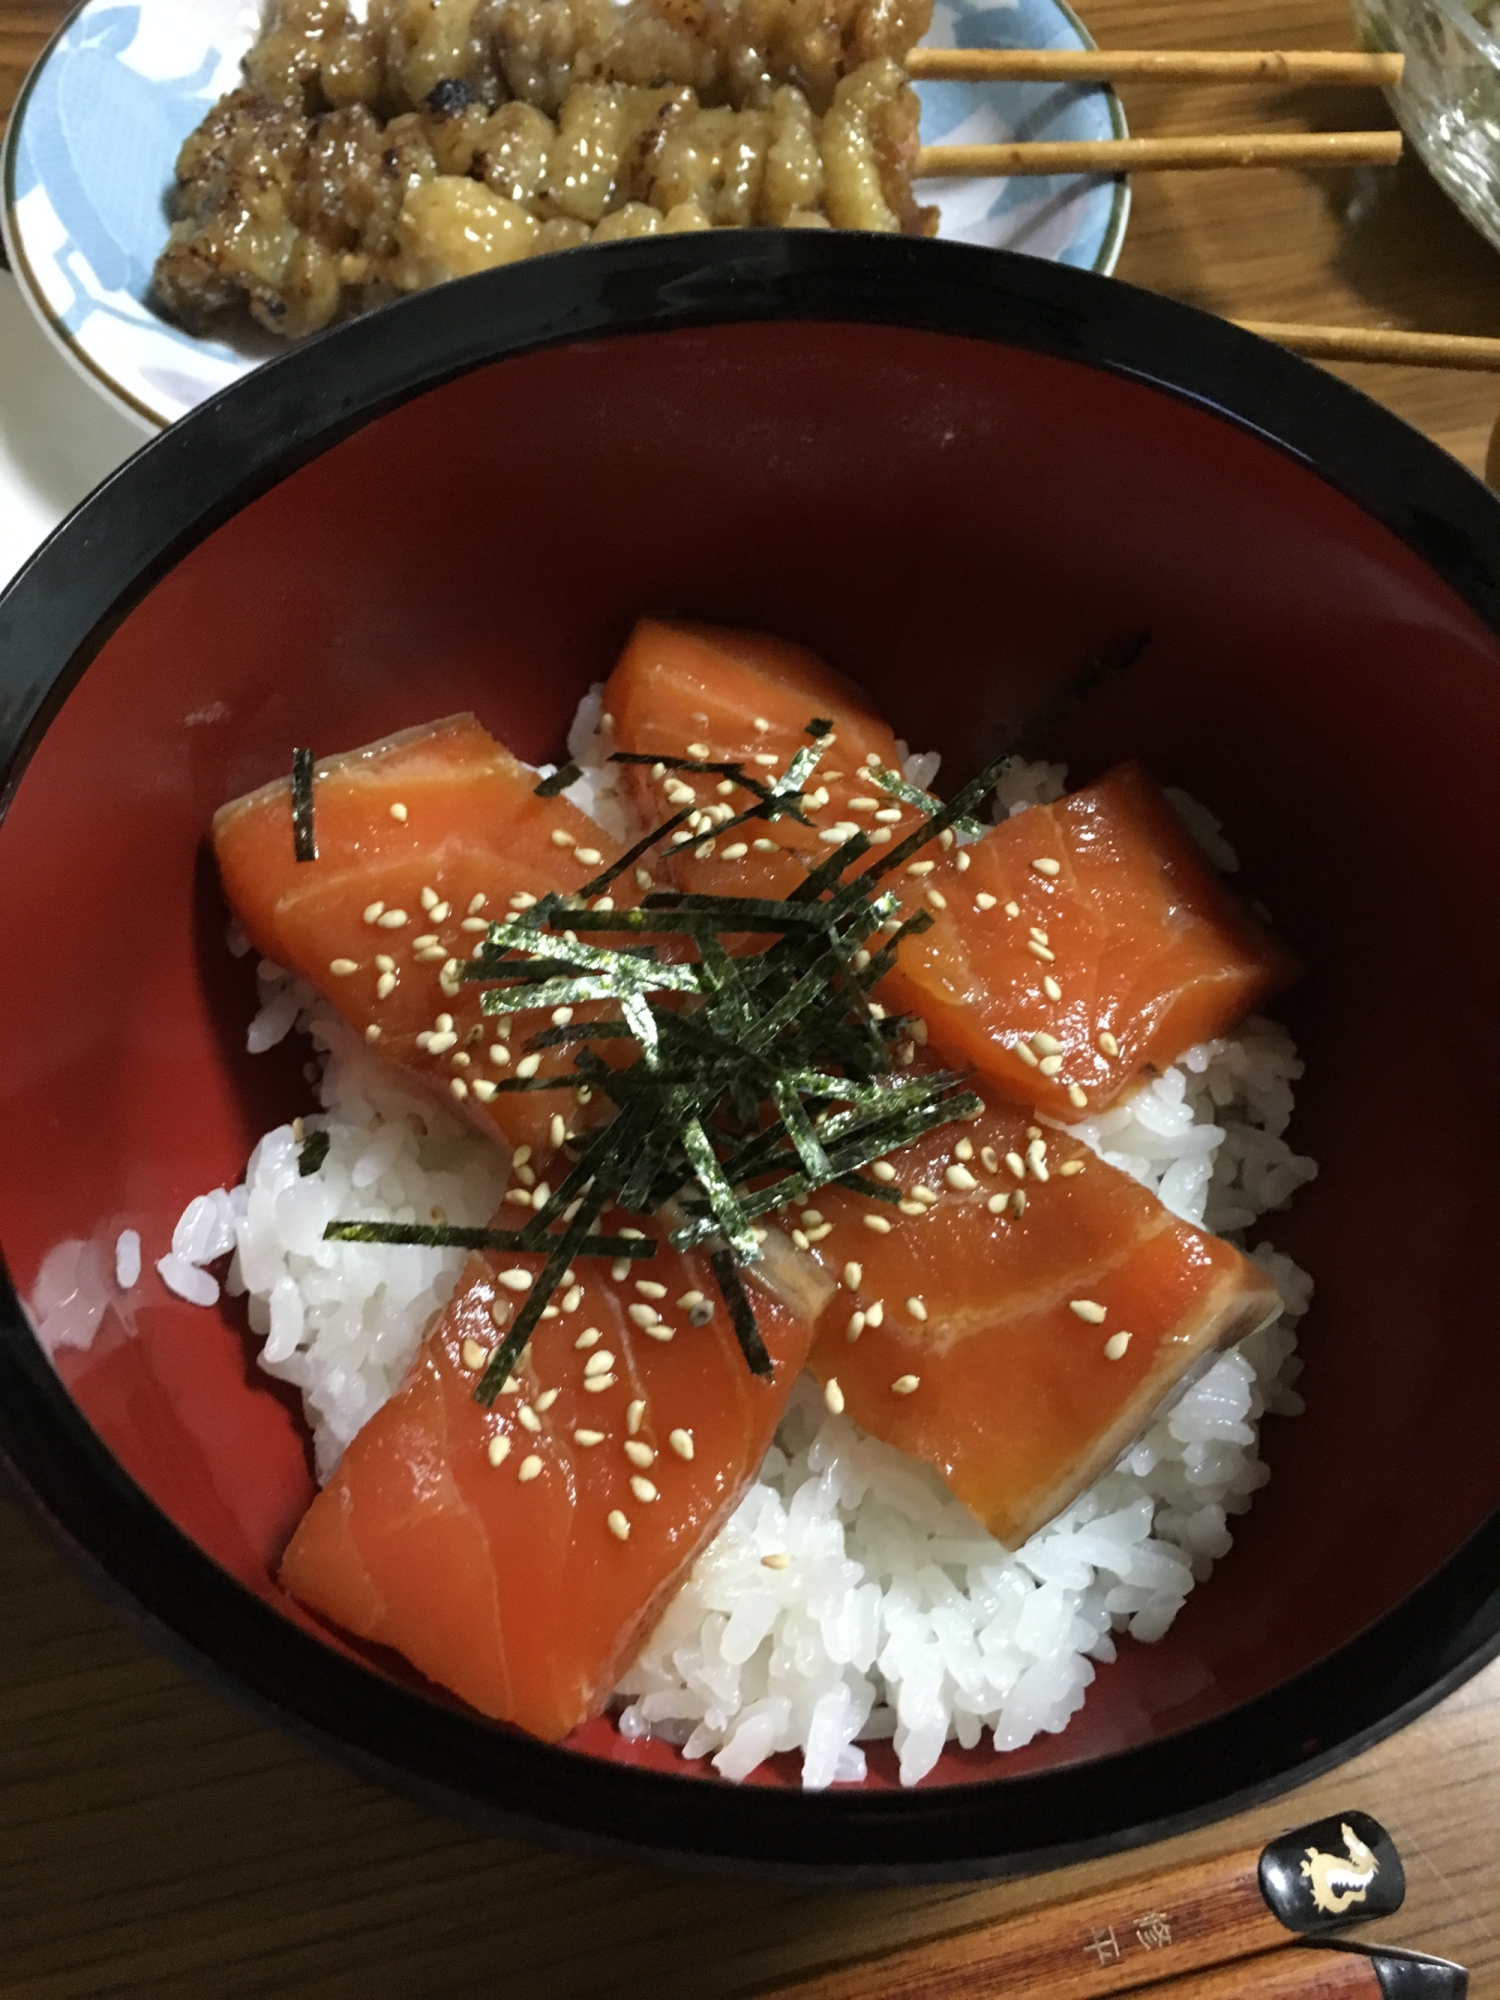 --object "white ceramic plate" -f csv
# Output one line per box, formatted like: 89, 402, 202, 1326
2, 0, 1129, 431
